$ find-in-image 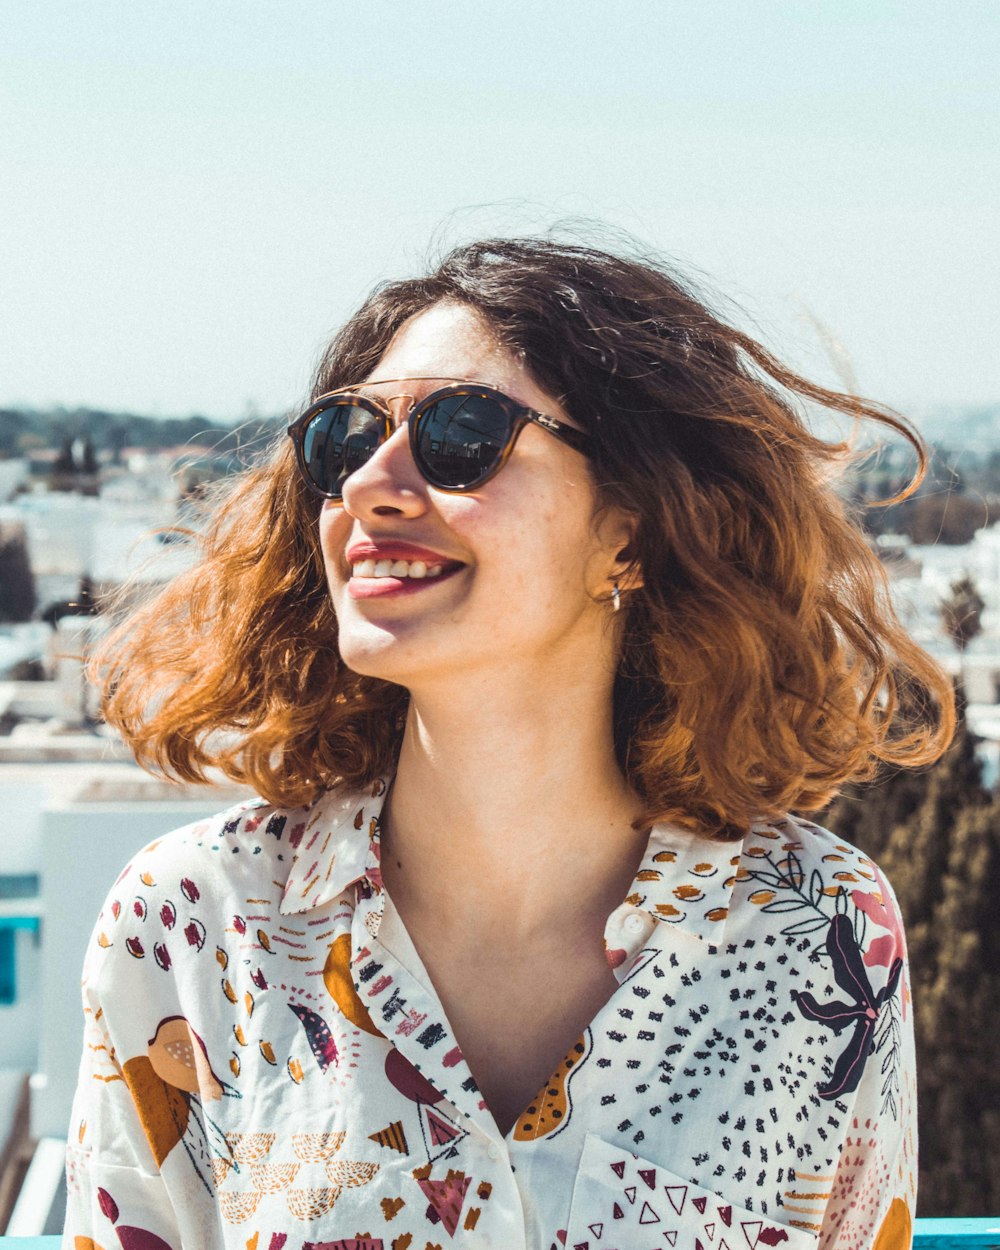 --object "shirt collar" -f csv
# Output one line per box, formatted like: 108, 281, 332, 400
279, 777, 743, 944
624, 821, 743, 945
278, 778, 390, 916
